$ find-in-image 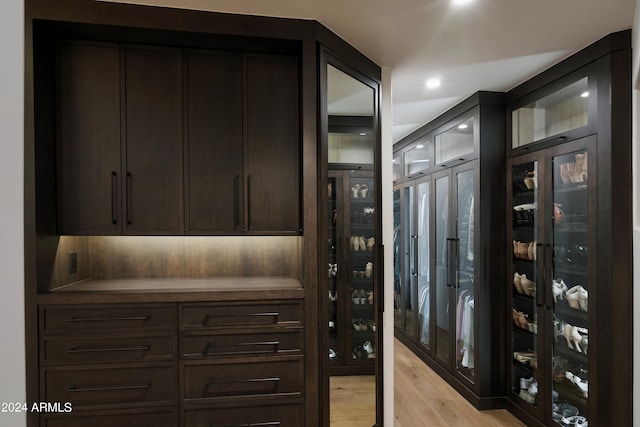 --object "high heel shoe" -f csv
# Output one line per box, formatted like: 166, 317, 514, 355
564, 323, 576, 350
565, 371, 589, 398
566, 285, 588, 311
571, 326, 588, 354
520, 275, 535, 297
513, 272, 524, 294
552, 278, 568, 303
553, 320, 565, 342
